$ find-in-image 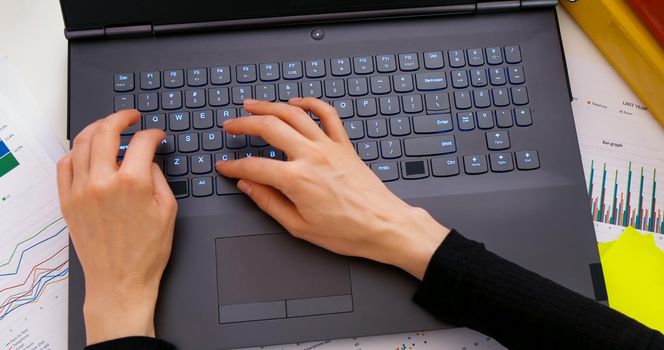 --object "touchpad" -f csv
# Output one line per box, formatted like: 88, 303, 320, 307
216, 233, 353, 324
